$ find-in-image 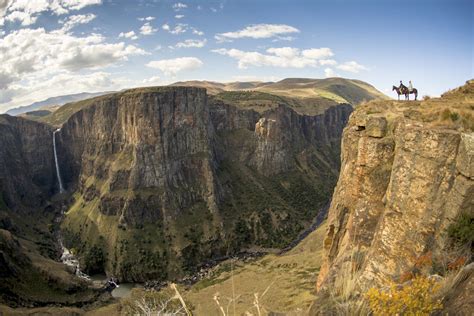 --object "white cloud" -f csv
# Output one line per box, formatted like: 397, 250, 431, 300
58, 0, 102, 12
162, 23, 192, 35
301, 48, 334, 59
191, 27, 203, 36
212, 47, 331, 69
0, 70, 17, 89
170, 23, 187, 34
0, 71, 120, 112
140, 22, 157, 35
336, 61, 368, 73
0, 0, 9, 14
142, 75, 161, 85
0, 27, 147, 88
146, 57, 203, 76
174, 38, 206, 48
215, 24, 299, 42
271, 36, 295, 42
173, 2, 187, 11
175, 14, 184, 19
60, 13, 96, 32
5, 10, 38, 25
119, 30, 138, 40
1, 0, 102, 26
138, 16, 155, 21
266, 47, 300, 58
0, 86, 21, 104
319, 59, 337, 66
324, 68, 339, 78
